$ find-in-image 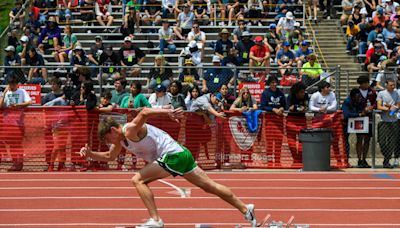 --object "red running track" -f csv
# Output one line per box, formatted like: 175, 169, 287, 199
0, 172, 400, 227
